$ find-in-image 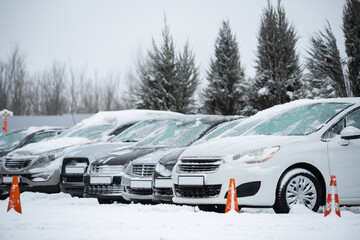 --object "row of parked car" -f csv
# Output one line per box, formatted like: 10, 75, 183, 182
0, 98, 359, 213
